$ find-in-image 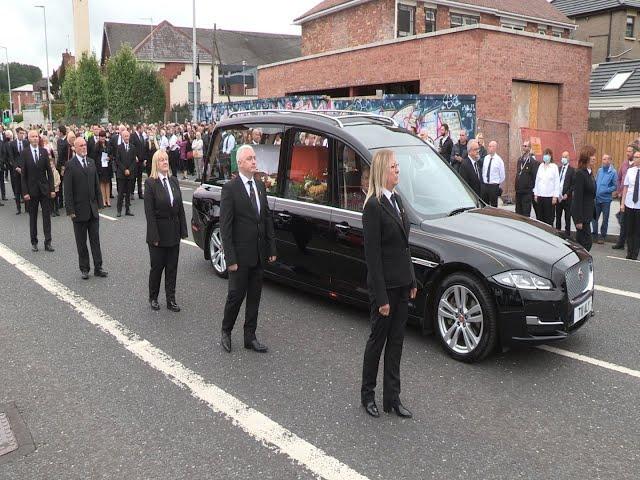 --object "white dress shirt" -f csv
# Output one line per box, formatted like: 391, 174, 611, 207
169, 134, 179, 151
534, 163, 560, 198
158, 172, 174, 206
481, 153, 505, 185
222, 133, 236, 154
239, 172, 260, 214
624, 166, 640, 209
382, 188, 400, 214
31, 146, 39, 161
557, 163, 569, 198
159, 135, 169, 151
